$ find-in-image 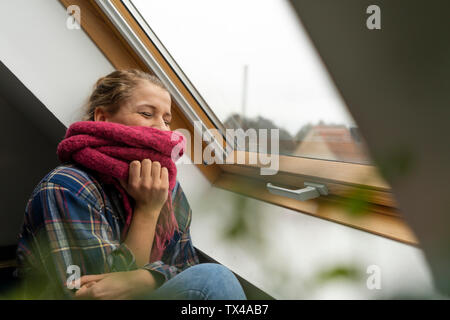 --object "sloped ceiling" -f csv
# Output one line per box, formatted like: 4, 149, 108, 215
0, 60, 66, 247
